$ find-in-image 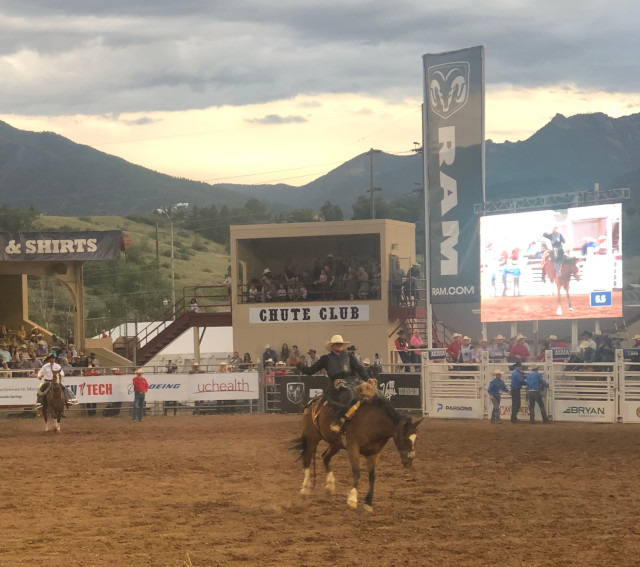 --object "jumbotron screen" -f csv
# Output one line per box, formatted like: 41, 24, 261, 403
479, 203, 622, 322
